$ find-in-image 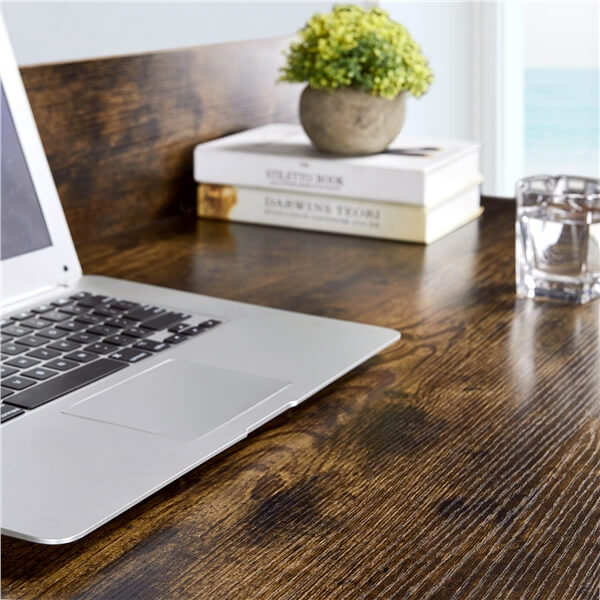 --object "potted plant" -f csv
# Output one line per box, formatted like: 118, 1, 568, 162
279, 4, 433, 155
